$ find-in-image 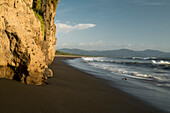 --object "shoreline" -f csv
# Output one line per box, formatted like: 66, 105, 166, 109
0, 56, 164, 113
